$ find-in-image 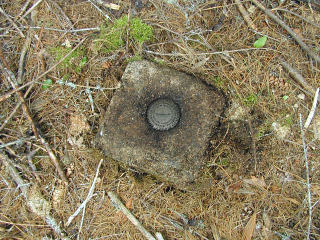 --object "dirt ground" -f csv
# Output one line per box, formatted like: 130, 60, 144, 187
0, 0, 320, 239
